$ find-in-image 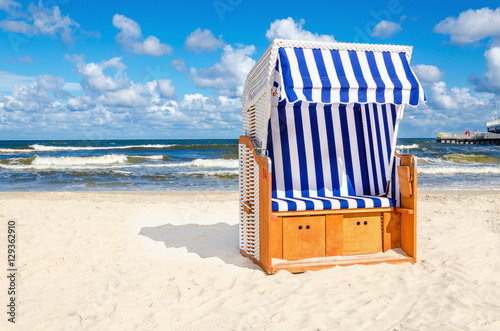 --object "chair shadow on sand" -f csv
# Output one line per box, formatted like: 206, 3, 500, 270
139, 222, 261, 270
